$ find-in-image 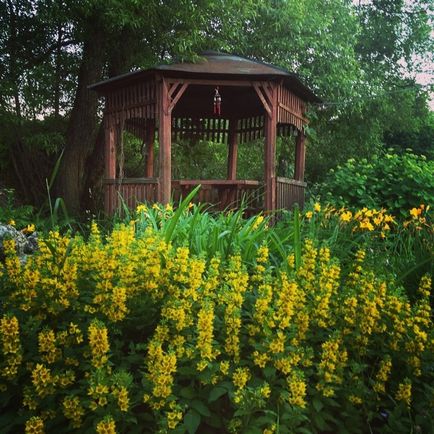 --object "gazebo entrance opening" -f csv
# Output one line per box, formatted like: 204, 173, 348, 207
90, 52, 320, 215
